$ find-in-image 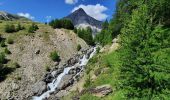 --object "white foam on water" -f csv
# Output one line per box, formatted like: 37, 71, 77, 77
32, 47, 96, 100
